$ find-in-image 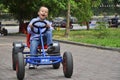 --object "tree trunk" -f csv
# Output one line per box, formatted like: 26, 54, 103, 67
86, 21, 89, 30
18, 18, 24, 33
64, 0, 70, 38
